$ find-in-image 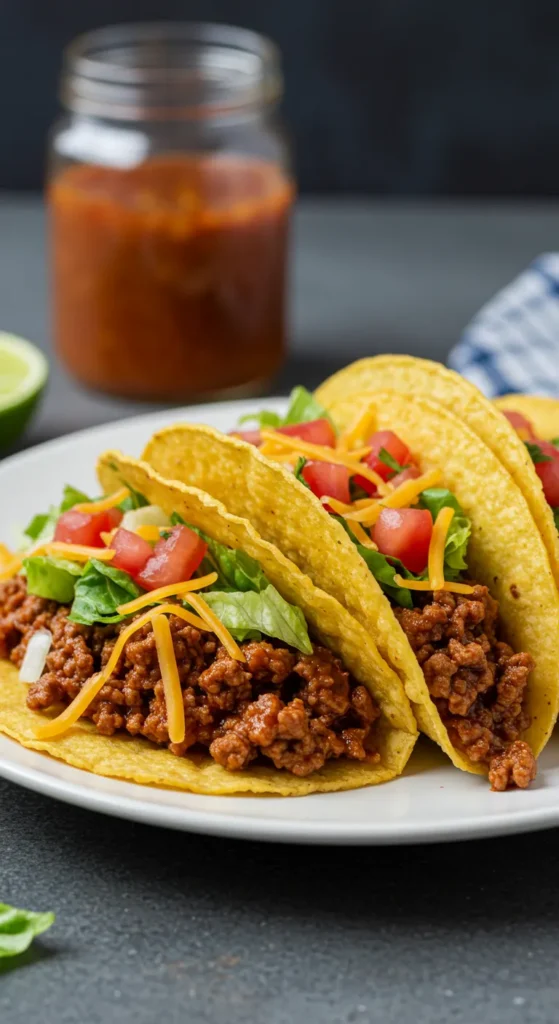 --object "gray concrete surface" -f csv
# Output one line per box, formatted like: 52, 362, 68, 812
1, 194, 559, 1023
